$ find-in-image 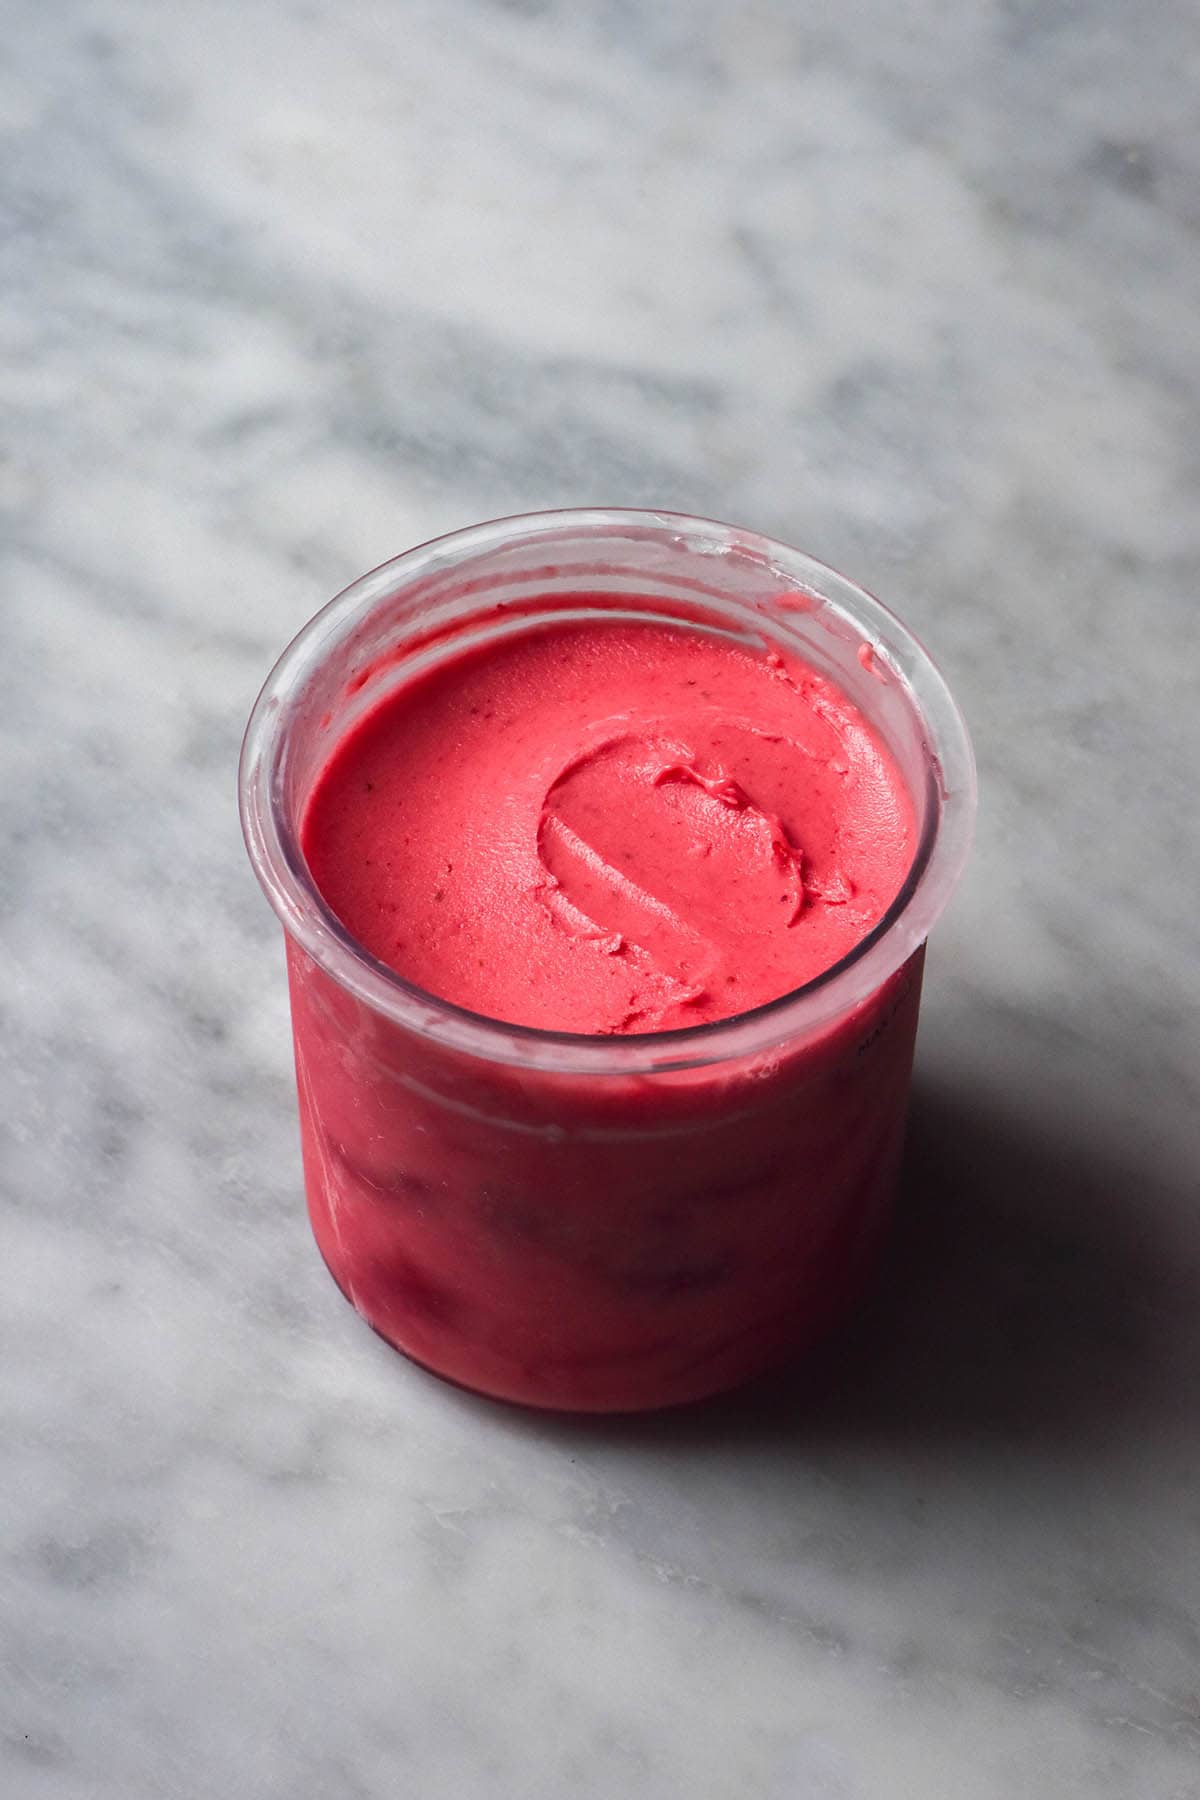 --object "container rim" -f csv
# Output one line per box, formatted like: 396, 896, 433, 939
239, 508, 975, 1075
